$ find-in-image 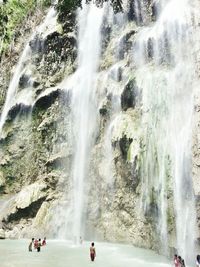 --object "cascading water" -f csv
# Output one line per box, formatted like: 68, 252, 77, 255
0, 7, 57, 134
57, 2, 105, 242
134, 0, 199, 261
57, 0, 199, 257
0, 0, 199, 263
